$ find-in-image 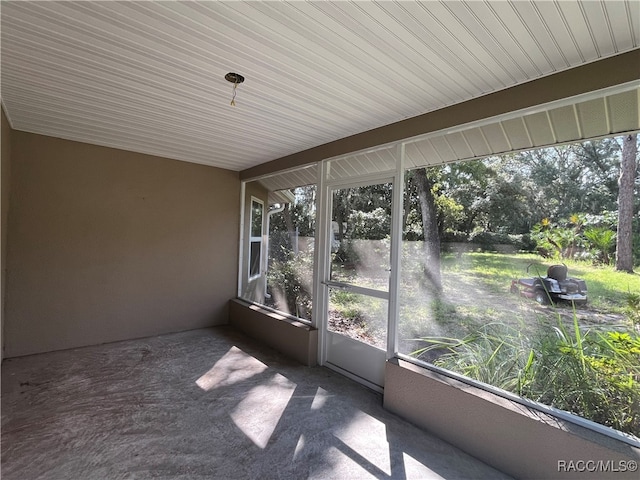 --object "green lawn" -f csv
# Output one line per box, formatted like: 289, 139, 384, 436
442, 252, 640, 313
329, 249, 640, 435
421, 252, 640, 437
